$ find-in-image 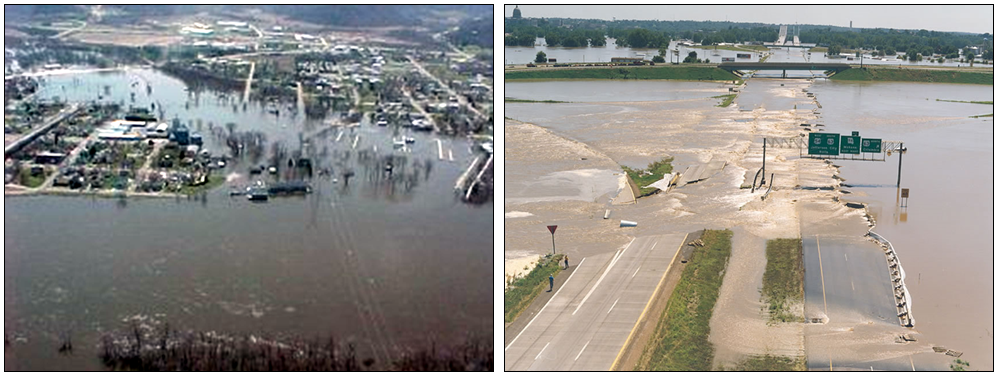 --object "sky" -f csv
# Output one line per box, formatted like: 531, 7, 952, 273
503, 4, 993, 34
